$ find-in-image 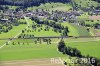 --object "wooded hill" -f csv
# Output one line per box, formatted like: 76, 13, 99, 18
93, 0, 100, 3
0, 0, 70, 6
